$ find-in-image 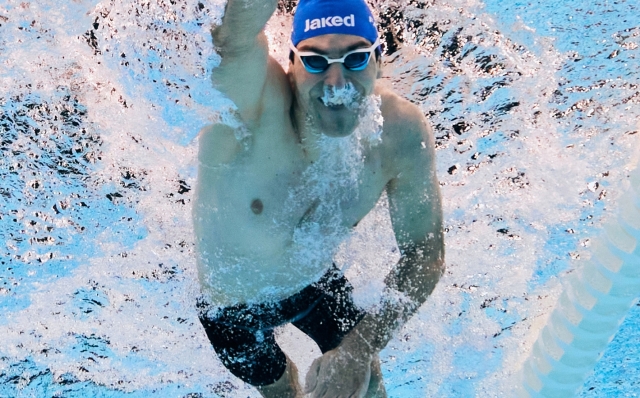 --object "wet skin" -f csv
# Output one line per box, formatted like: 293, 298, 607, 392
195, 1, 444, 397
194, 34, 396, 306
